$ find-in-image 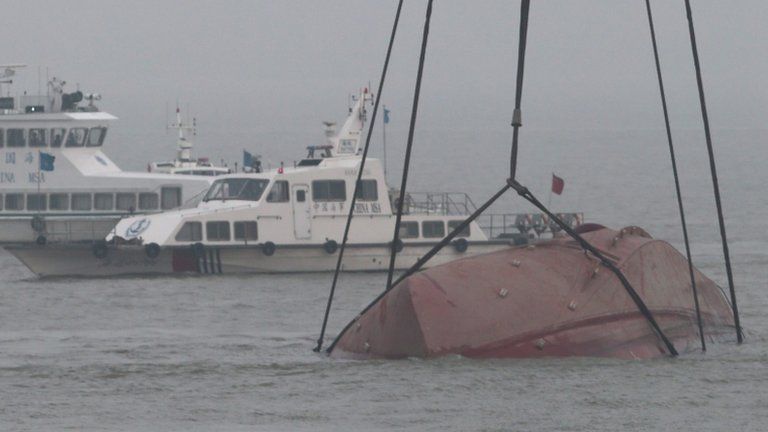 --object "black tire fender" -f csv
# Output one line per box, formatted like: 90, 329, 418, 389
262, 241, 276, 256
389, 238, 404, 254
92, 241, 108, 259
452, 238, 469, 253
145, 243, 161, 259
323, 239, 338, 254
